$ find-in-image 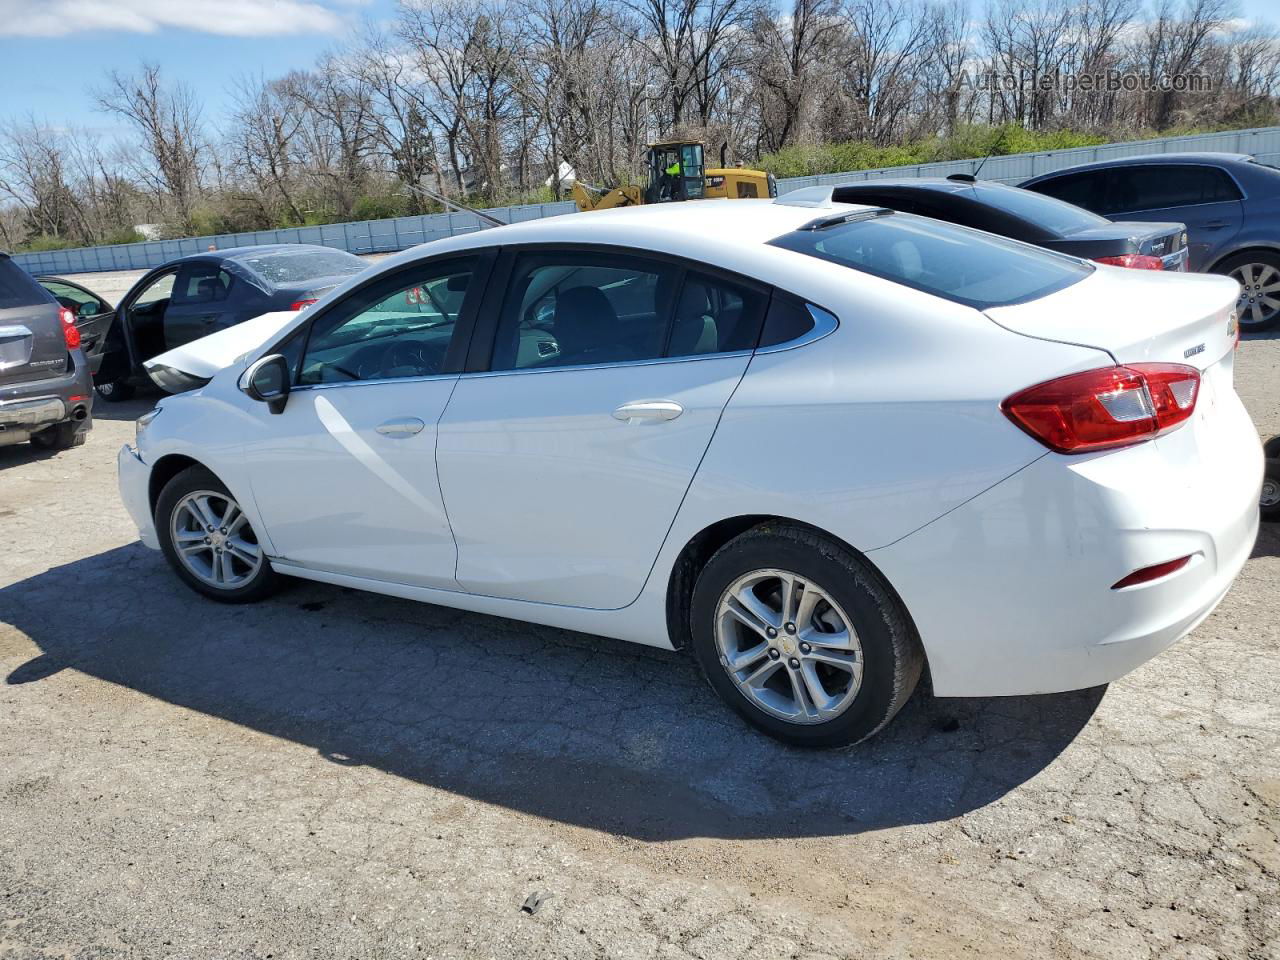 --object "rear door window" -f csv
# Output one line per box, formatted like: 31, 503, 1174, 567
770, 212, 1091, 310
0, 259, 51, 309
172, 262, 233, 304
1110, 165, 1242, 212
